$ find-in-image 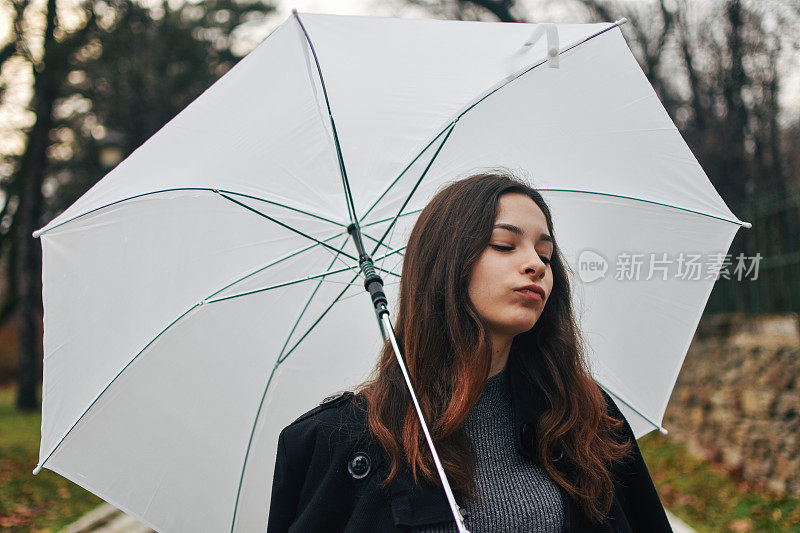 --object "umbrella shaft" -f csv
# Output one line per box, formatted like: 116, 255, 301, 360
348, 223, 389, 319
380, 313, 470, 533
350, 221, 468, 531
